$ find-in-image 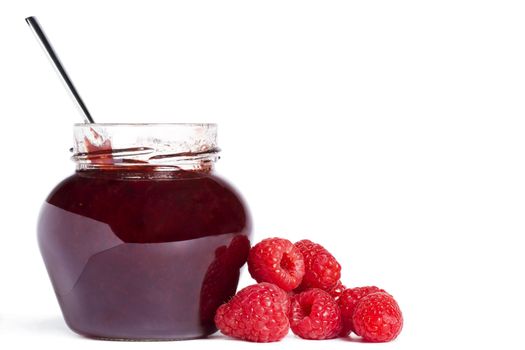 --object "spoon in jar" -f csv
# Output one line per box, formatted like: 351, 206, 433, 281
25, 16, 95, 124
